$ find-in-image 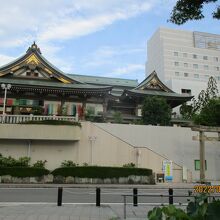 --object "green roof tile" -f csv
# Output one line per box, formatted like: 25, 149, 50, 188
67, 74, 138, 87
